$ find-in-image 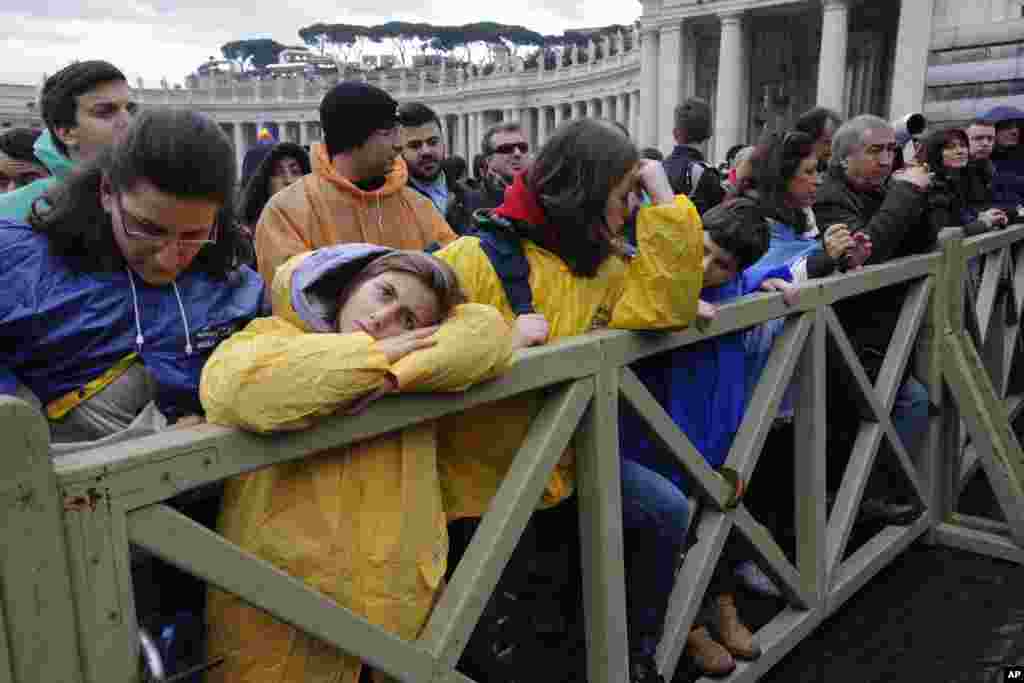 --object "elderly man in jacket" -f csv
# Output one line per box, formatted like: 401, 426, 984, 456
814, 114, 933, 525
